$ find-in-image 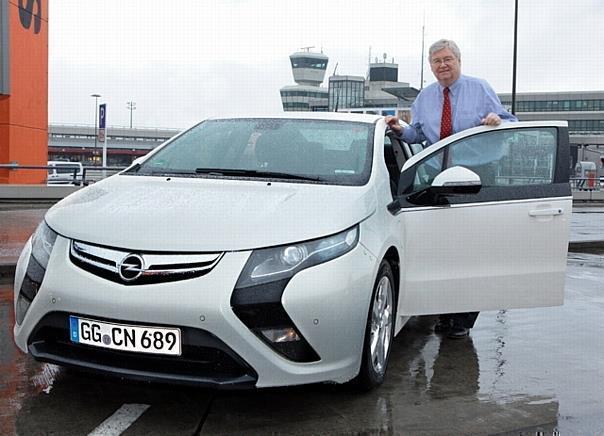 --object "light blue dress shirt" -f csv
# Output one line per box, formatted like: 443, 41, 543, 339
401, 75, 517, 146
